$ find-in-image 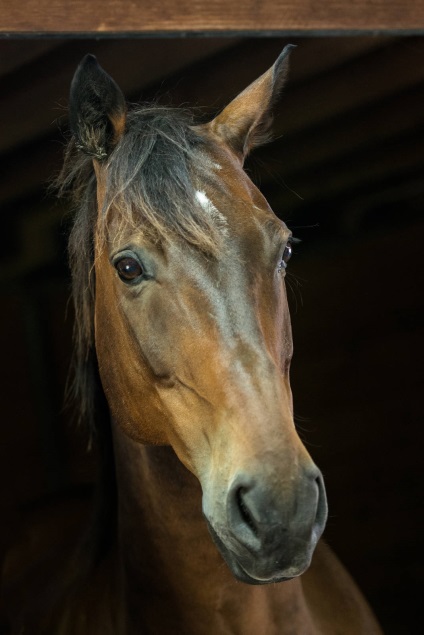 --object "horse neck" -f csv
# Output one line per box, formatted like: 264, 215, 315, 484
111, 425, 309, 635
